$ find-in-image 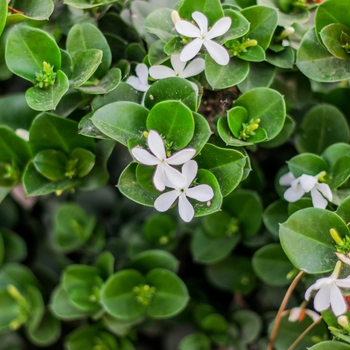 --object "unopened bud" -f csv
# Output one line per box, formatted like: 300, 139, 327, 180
171, 10, 180, 24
